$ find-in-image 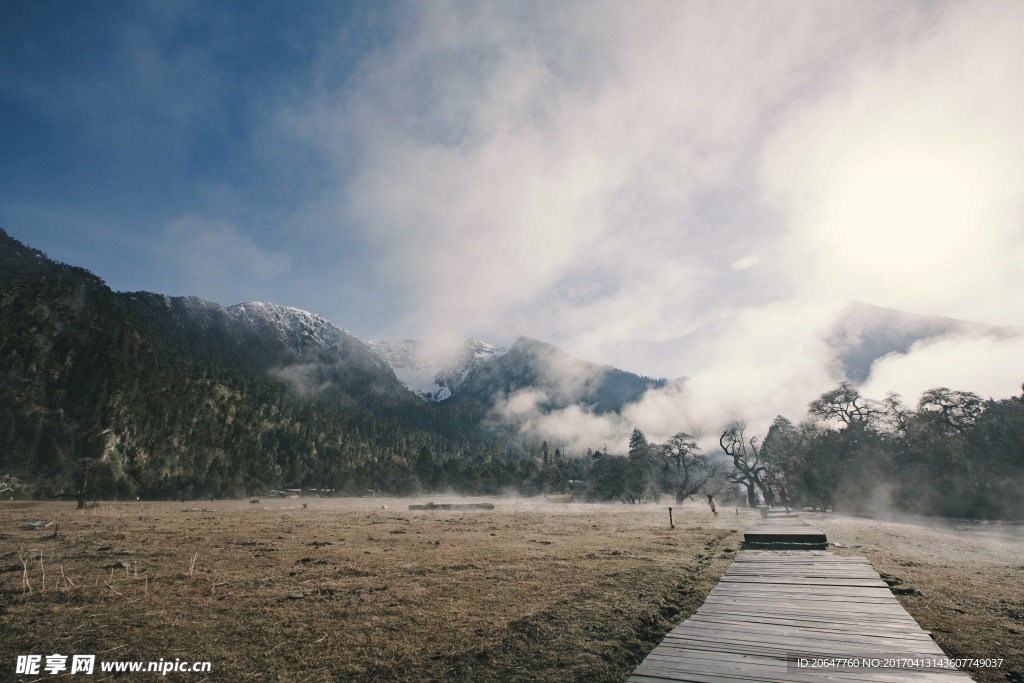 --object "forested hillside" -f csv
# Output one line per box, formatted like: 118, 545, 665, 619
0, 229, 544, 502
